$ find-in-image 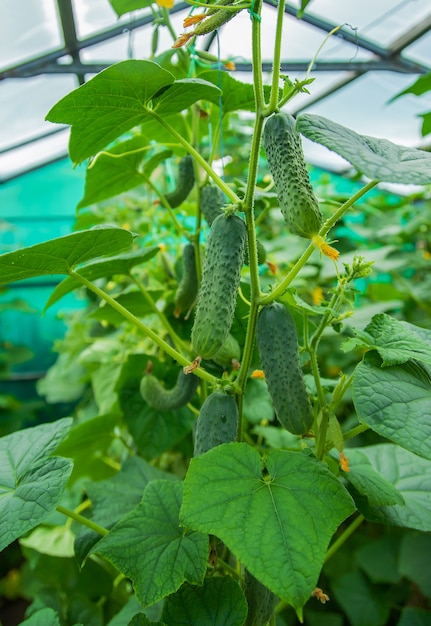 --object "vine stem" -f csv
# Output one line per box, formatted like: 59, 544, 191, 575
343, 423, 370, 442
324, 514, 365, 562
266, 0, 285, 113
69, 270, 218, 386
130, 274, 187, 354
56, 505, 109, 536
146, 108, 241, 205
258, 179, 380, 304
